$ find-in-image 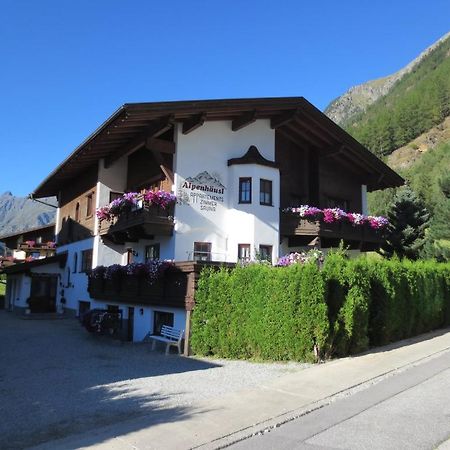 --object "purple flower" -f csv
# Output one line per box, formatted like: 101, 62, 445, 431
368, 216, 389, 229
347, 213, 367, 226
323, 208, 347, 223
